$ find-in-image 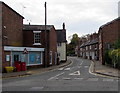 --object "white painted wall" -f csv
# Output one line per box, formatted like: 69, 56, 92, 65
57, 43, 66, 61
